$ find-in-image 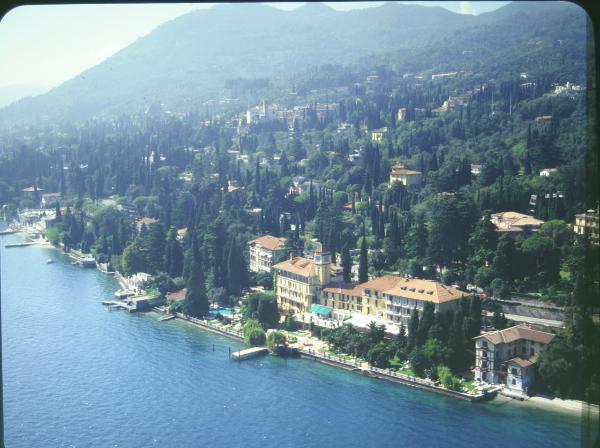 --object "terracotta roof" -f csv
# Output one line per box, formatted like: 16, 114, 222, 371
360, 275, 405, 292
273, 256, 341, 278
248, 235, 287, 251
177, 227, 188, 237
475, 324, 556, 345
384, 278, 467, 304
273, 256, 315, 277
137, 217, 158, 226
391, 169, 422, 176
323, 283, 364, 297
505, 356, 537, 368
491, 211, 544, 231
166, 288, 187, 302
